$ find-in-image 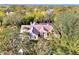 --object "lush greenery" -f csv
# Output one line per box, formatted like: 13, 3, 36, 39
0, 6, 79, 55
